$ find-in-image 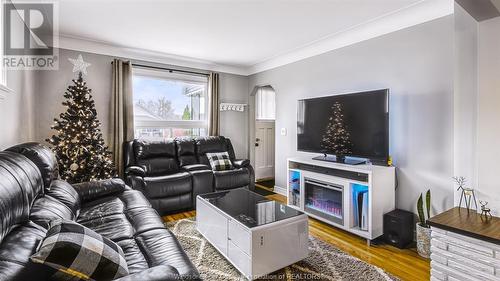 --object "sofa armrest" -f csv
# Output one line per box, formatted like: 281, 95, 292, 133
181, 164, 211, 172
72, 178, 126, 203
114, 265, 182, 281
233, 159, 250, 168
125, 165, 146, 177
